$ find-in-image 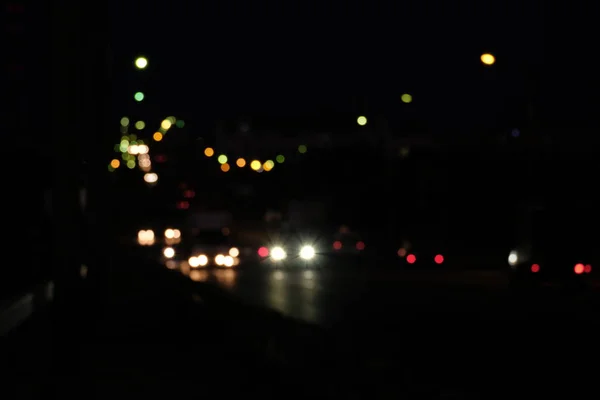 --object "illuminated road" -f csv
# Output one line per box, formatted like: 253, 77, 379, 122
163, 259, 600, 327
